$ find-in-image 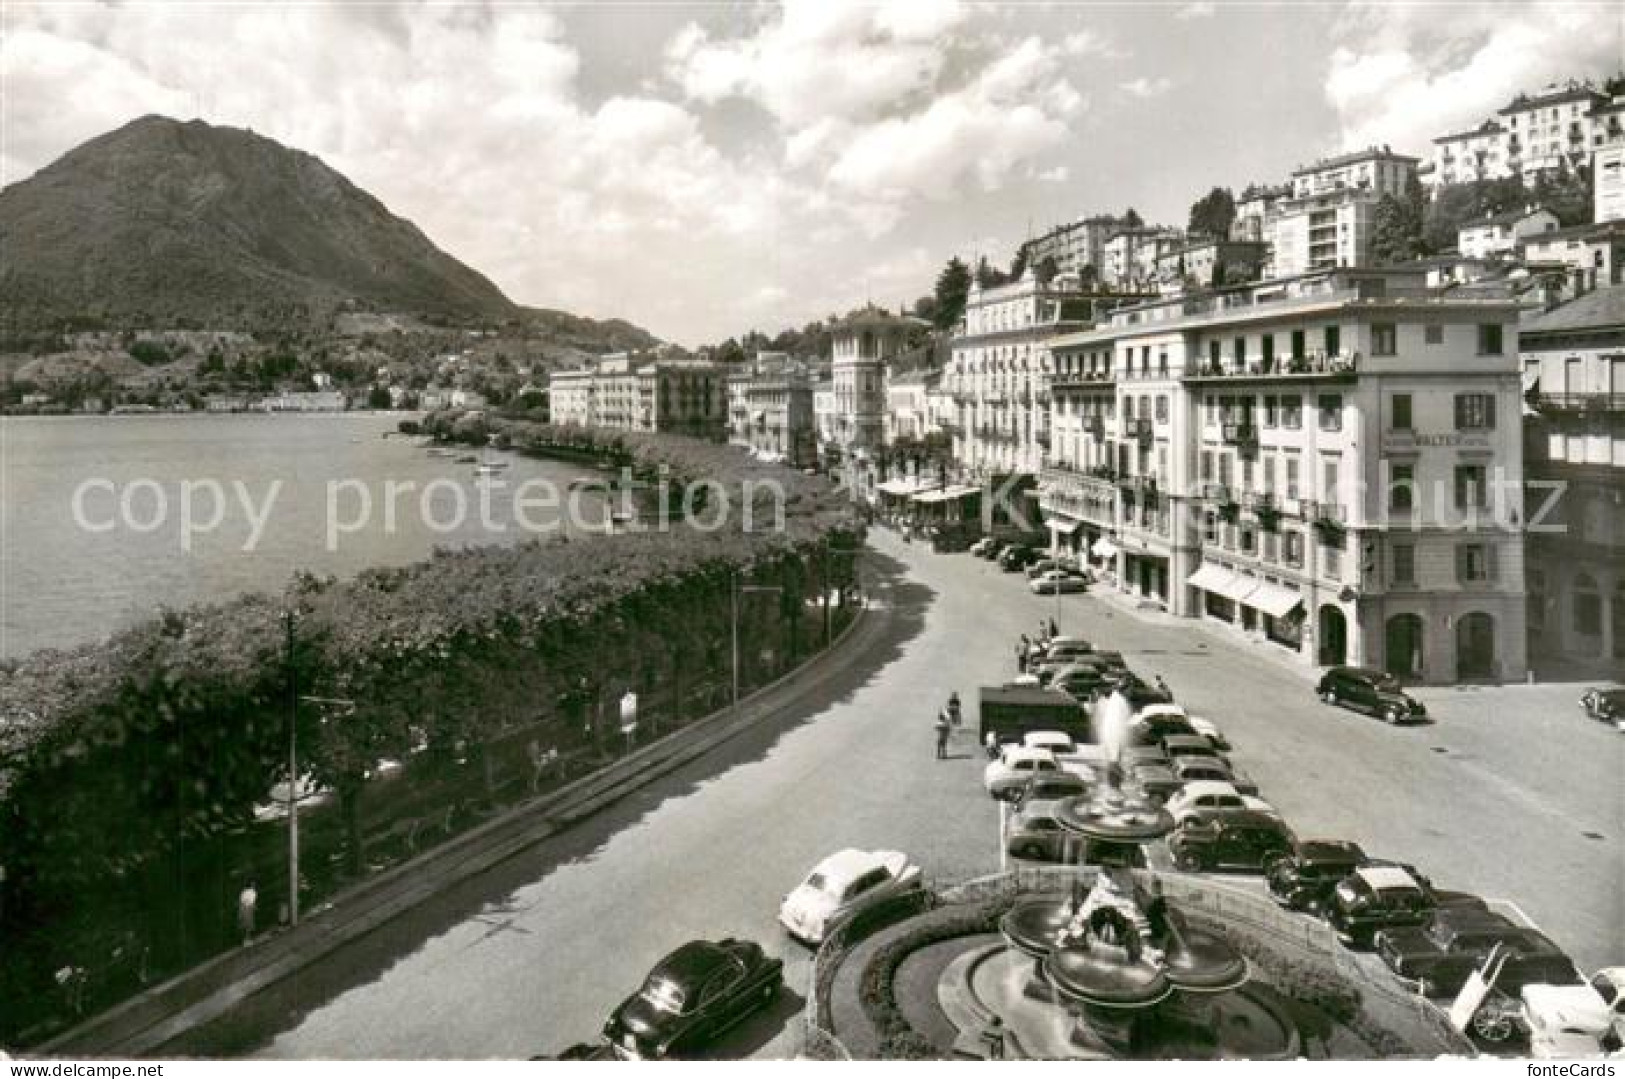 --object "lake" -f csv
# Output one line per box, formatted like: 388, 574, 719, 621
0, 413, 608, 658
